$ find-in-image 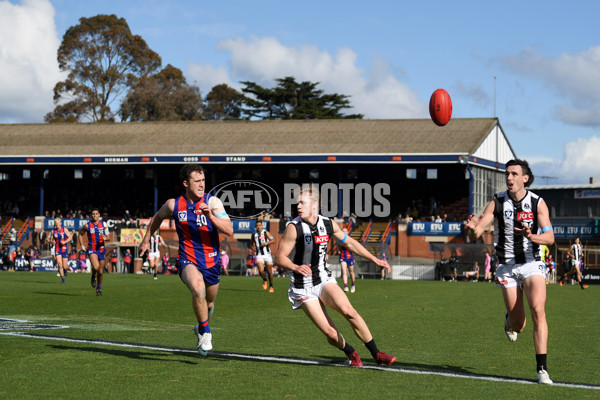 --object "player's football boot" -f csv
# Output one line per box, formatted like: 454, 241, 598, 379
350, 285, 356, 293
268, 287, 274, 293
374, 352, 396, 365
582, 284, 589, 290
347, 350, 363, 367
537, 369, 553, 384
194, 326, 212, 356
96, 289, 102, 297
504, 312, 518, 342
